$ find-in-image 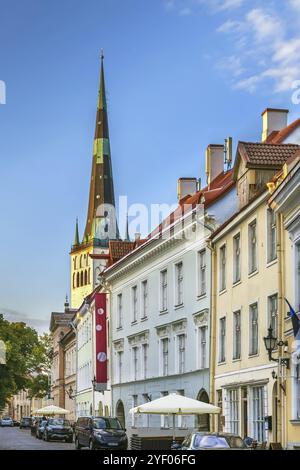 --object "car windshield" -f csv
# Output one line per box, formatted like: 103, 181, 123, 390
193, 435, 230, 449
228, 436, 246, 448
93, 418, 122, 430
3, 417, 11, 420
48, 419, 70, 426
